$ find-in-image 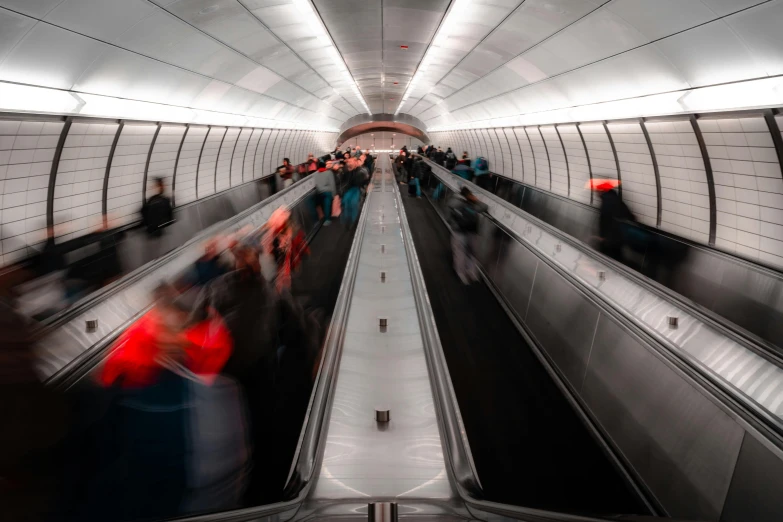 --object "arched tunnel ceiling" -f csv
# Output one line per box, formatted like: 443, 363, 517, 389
0, 0, 782, 131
